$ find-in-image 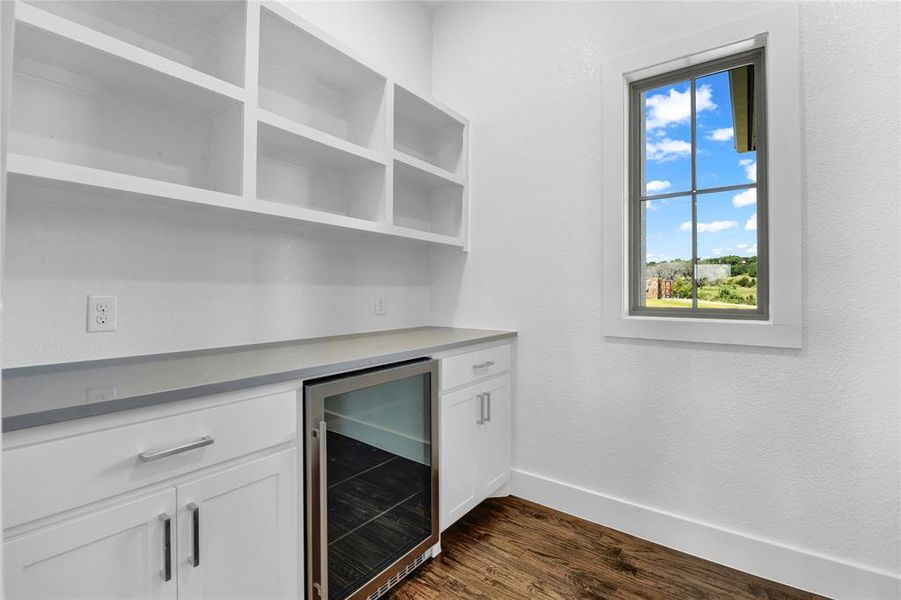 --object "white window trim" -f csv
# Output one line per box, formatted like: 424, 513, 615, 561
602, 5, 802, 348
